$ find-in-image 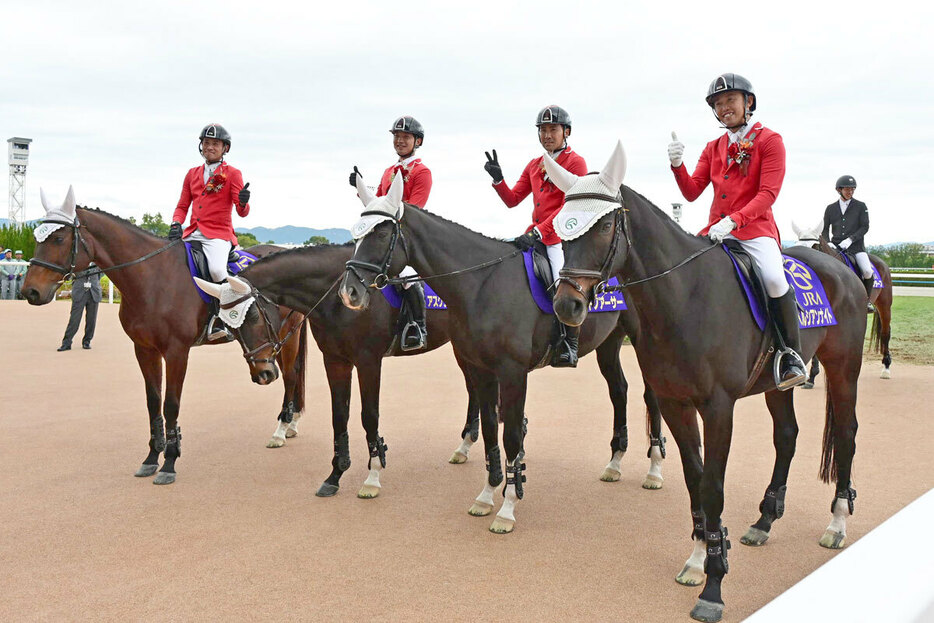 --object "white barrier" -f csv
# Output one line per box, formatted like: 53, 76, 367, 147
747, 488, 934, 622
